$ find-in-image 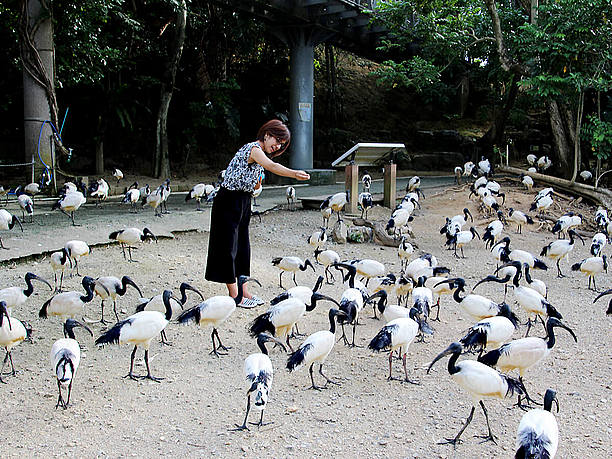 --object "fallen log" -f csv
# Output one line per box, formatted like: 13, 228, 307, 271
499, 166, 612, 210
348, 218, 417, 248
